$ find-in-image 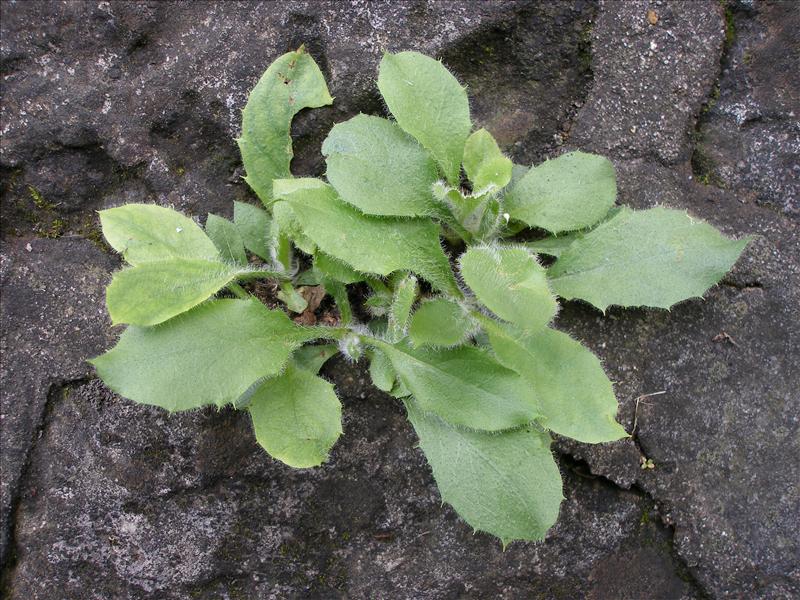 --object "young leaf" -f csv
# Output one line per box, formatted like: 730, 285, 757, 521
377, 51, 471, 185
376, 342, 540, 431
505, 151, 617, 233
404, 399, 563, 544
387, 273, 418, 342
274, 179, 460, 296
548, 207, 752, 311
368, 349, 396, 392
248, 364, 342, 468
106, 258, 266, 326
277, 281, 309, 314
483, 320, 628, 443
320, 276, 353, 325
272, 201, 317, 255
408, 298, 471, 348
205, 214, 247, 265
463, 129, 512, 195
238, 47, 333, 204
323, 114, 440, 217
293, 344, 339, 374
99, 204, 219, 266
459, 246, 558, 332
90, 299, 318, 411
233, 201, 271, 261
